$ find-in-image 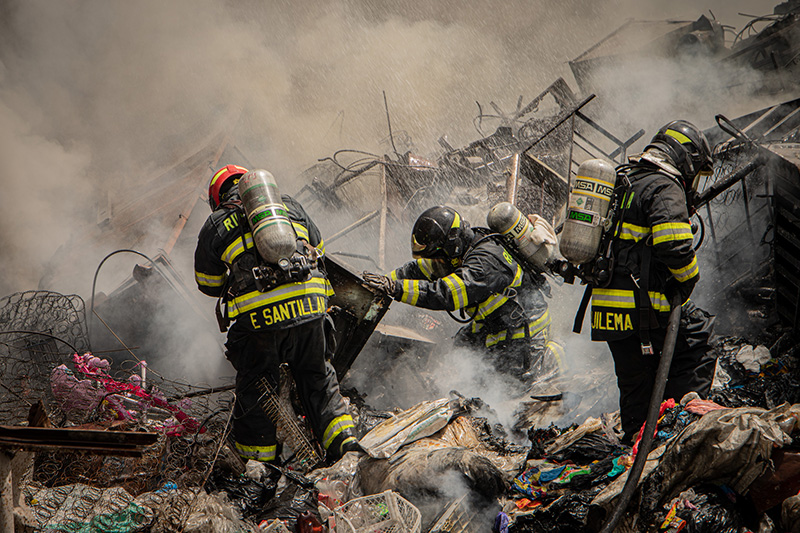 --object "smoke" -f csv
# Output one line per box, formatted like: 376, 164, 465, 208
0, 0, 784, 385
0, 0, 780, 290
